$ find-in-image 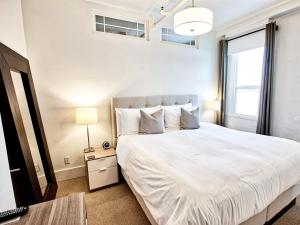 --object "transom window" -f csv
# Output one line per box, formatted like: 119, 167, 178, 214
161, 28, 196, 47
95, 15, 145, 38
230, 47, 264, 117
